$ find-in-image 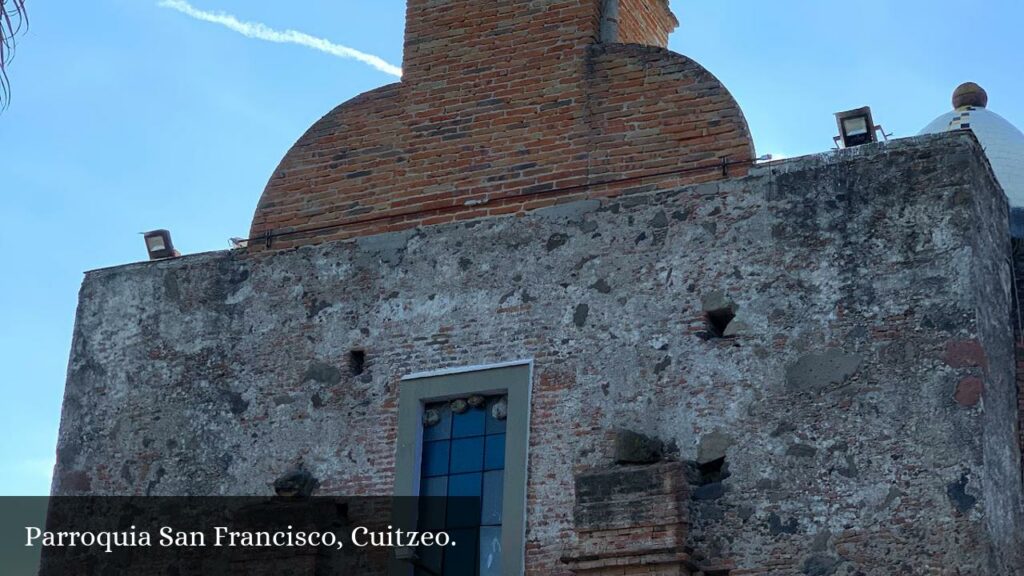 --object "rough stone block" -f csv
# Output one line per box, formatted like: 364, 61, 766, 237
614, 429, 664, 464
